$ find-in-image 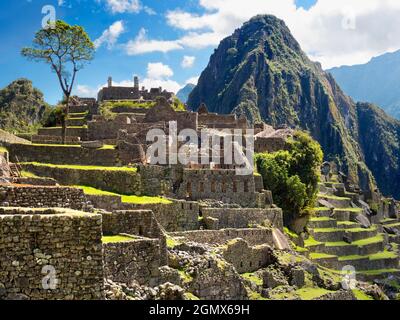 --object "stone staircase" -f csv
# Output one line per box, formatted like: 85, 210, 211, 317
66, 112, 88, 127
304, 179, 400, 280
